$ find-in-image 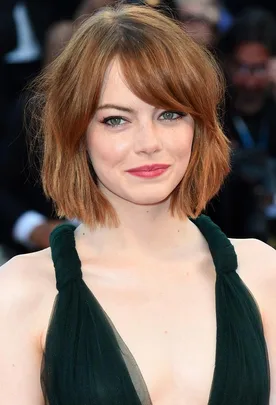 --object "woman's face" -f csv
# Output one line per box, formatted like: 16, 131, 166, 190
87, 60, 194, 206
